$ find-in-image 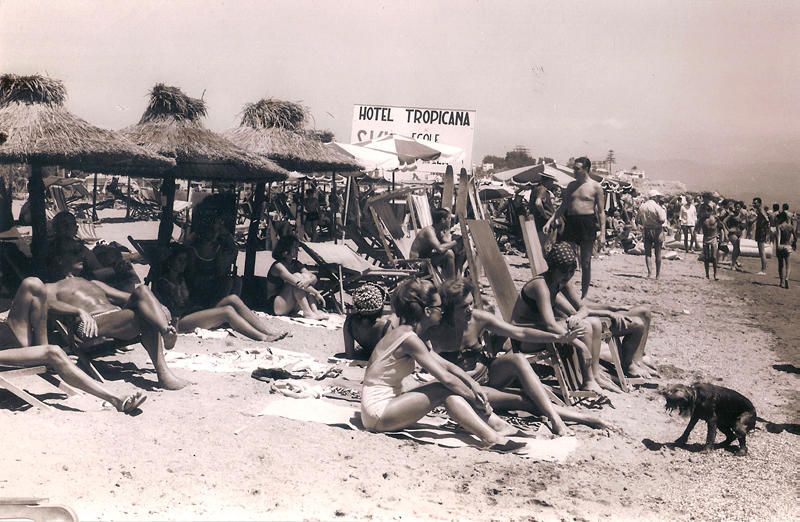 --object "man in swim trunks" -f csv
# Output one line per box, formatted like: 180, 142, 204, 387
409, 207, 465, 279
0, 277, 147, 413
701, 210, 723, 280
543, 157, 606, 298
752, 197, 770, 275
636, 190, 667, 279
45, 244, 188, 390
